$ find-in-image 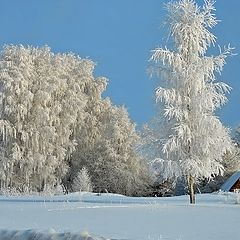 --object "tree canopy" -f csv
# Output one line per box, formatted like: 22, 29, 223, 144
0, 45, 150, 195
